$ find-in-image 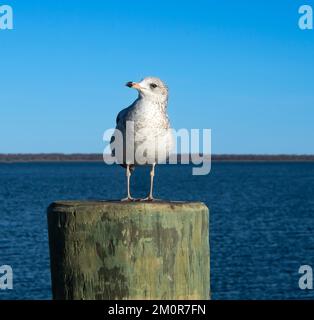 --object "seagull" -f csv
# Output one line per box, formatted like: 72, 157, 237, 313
111, 77, 173, 201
